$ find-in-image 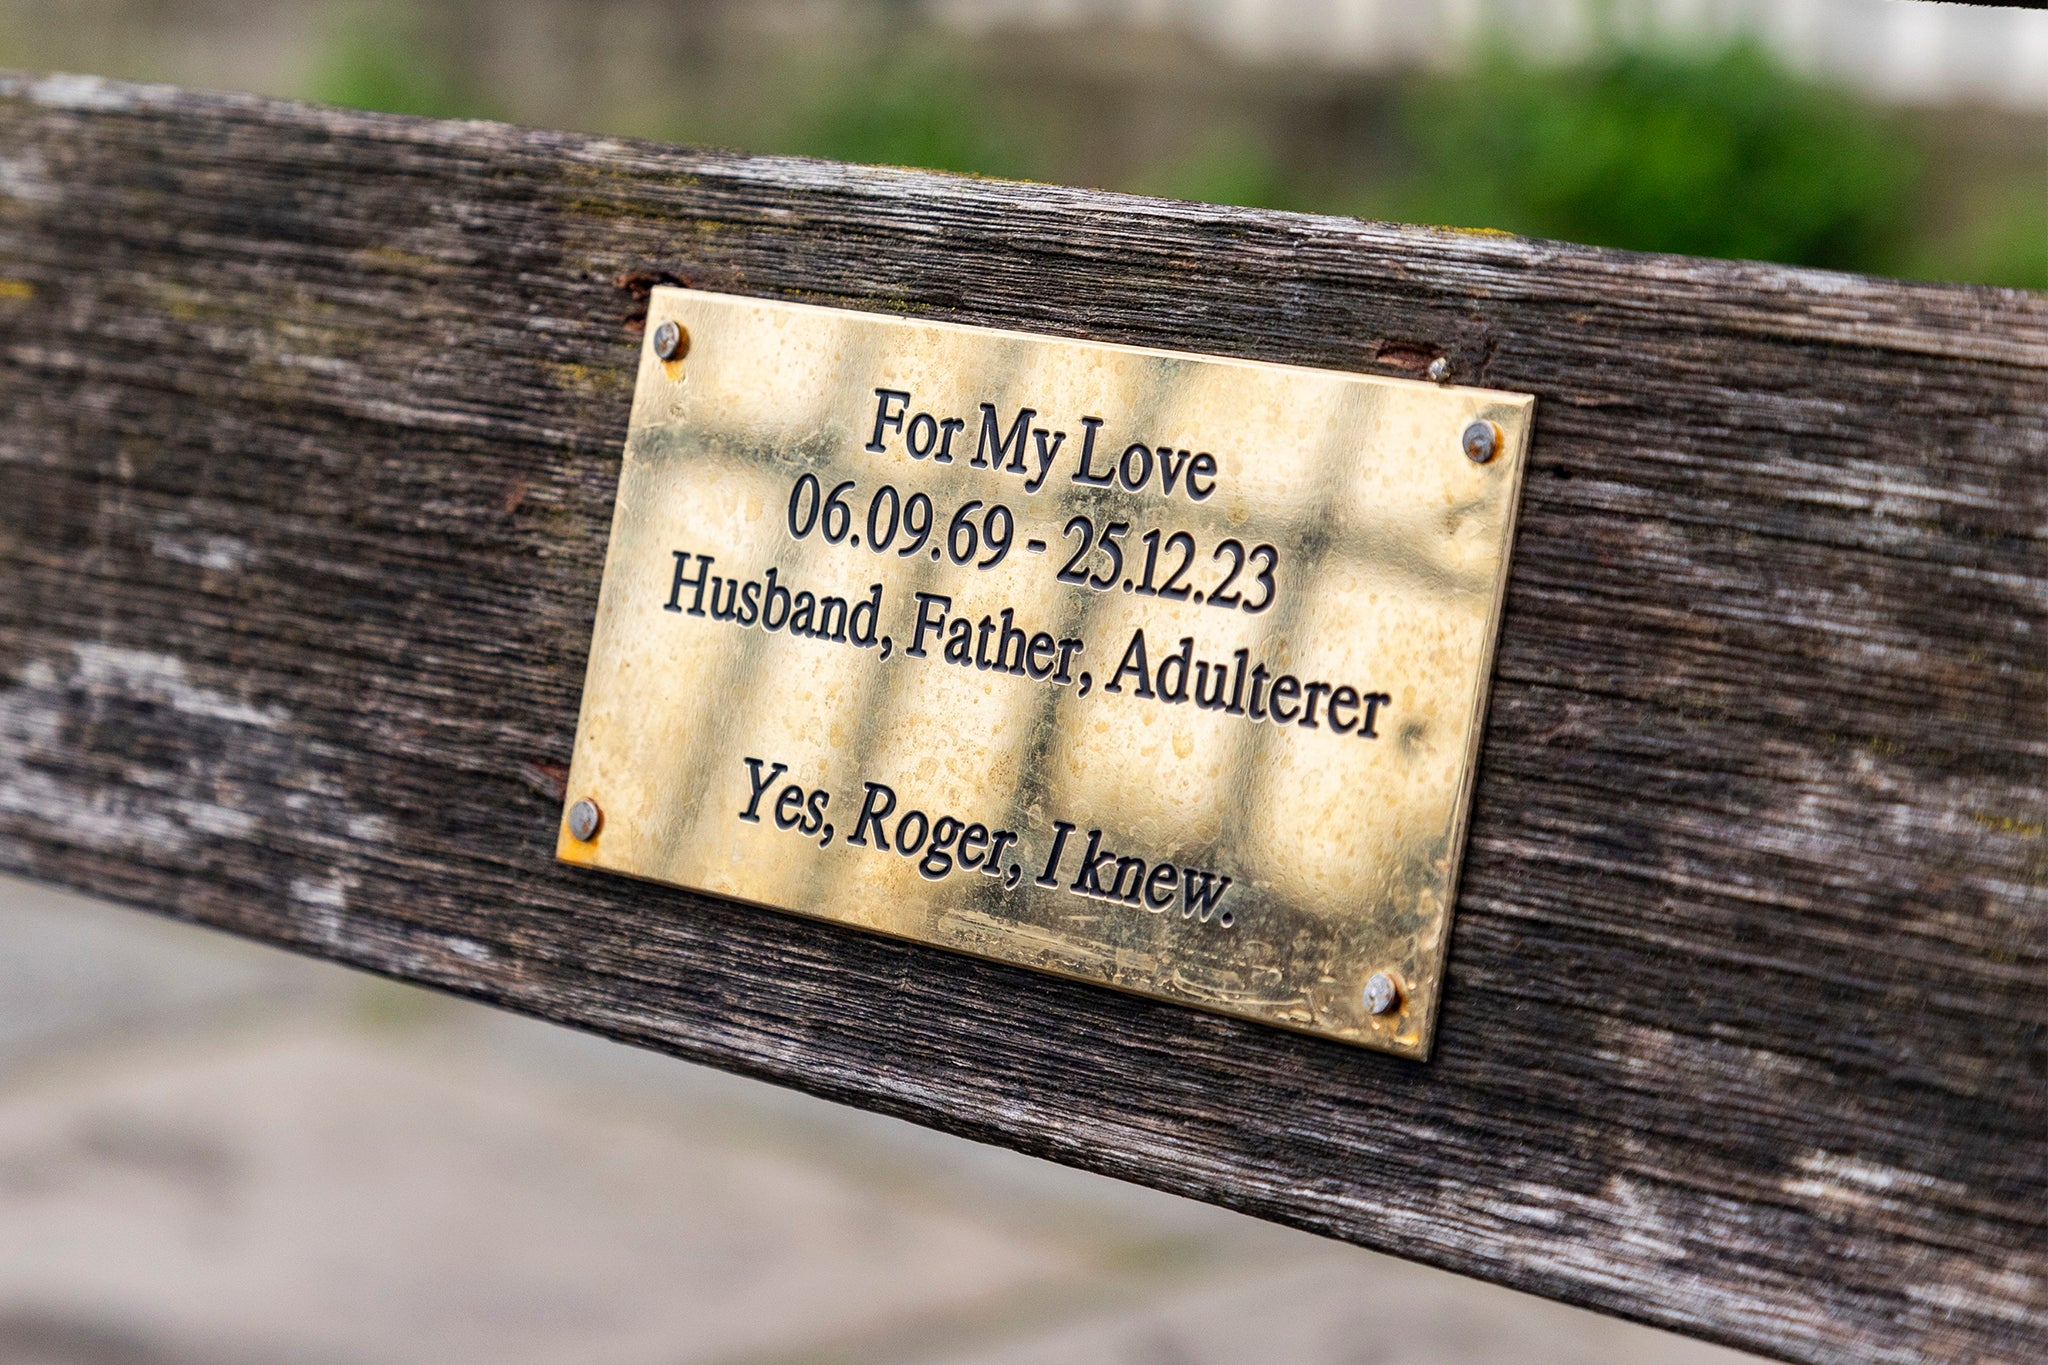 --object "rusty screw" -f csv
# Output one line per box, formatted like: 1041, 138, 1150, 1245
1363, 971, 1402, 1016
1461, 420, 1499, 464
567, 798, 602, 842
652, 320, 686, 362
1426, 357, 1450, 383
